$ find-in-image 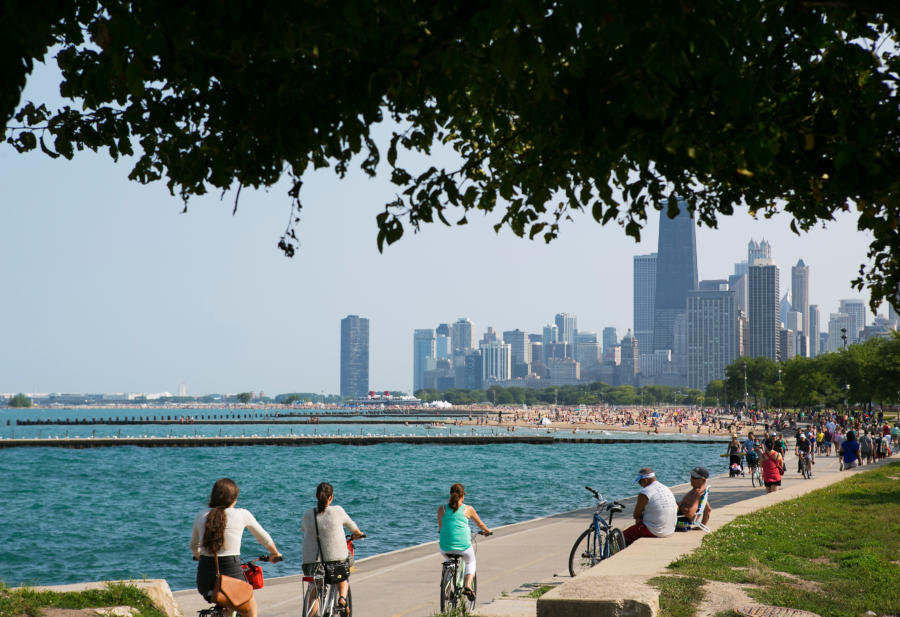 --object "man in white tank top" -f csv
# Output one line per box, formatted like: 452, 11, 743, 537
622, 467, 677, 545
